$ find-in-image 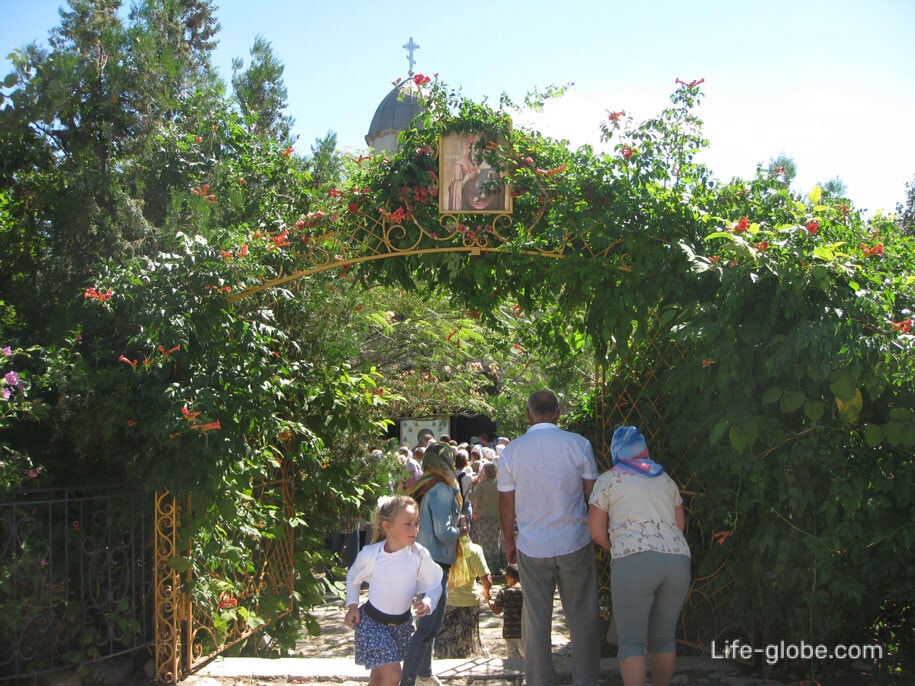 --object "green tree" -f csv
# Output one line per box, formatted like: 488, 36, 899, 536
307, 131, 343, 187
897, 174, 915, 235
818, 175, 847, 198
768, 153, 797, 185
231, 35, 294, 143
